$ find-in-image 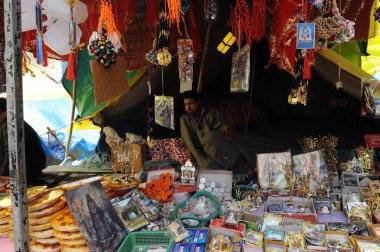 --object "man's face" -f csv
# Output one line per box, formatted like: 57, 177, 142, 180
0, 111, 6, 124
184, 98, 200, 116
